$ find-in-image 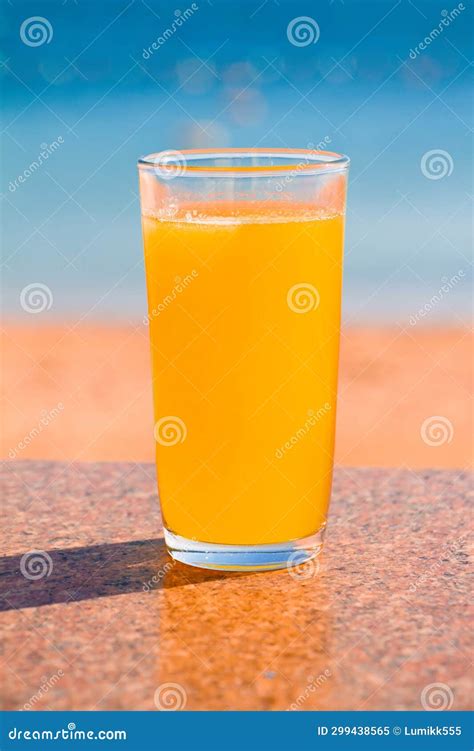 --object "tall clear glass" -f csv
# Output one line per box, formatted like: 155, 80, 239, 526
138, 148, 349, 571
